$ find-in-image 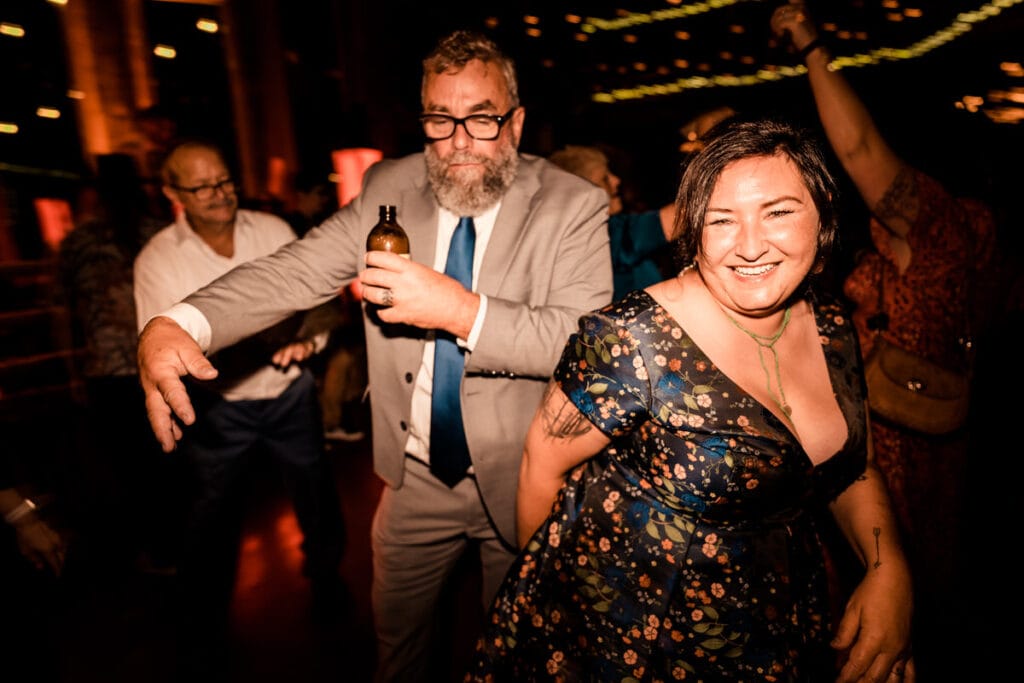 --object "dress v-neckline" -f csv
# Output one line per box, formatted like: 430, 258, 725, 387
636, 289, 852, 468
